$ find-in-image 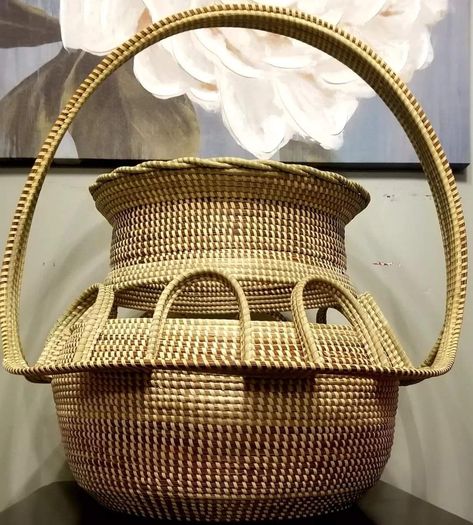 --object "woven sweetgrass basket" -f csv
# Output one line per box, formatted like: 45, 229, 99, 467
0, 4, 468, 522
